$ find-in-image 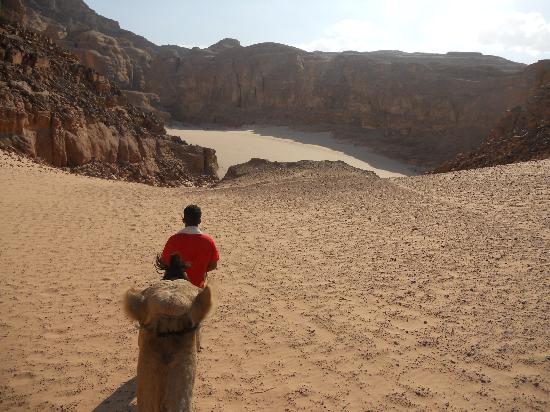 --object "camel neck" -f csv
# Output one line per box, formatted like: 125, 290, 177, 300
137, 331, 198, 412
